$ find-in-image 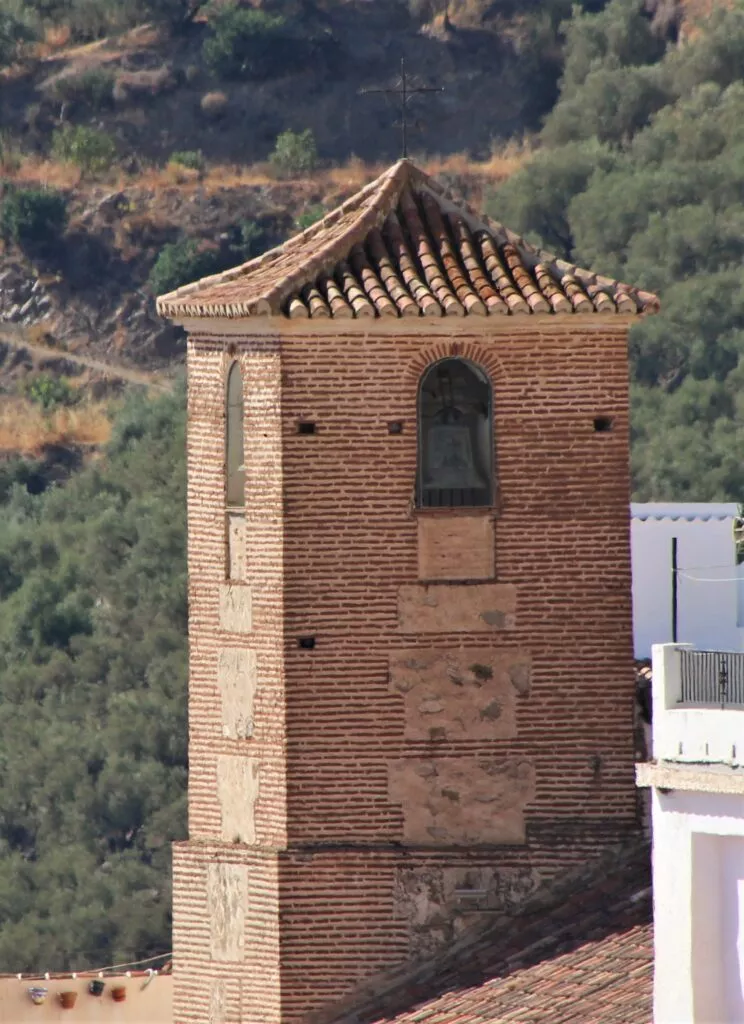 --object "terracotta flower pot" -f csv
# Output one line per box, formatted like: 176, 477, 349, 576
59, 991, 78, 1009
111, 985, 127, 1002
89, 979, 105, 996
28, 986, 47, 1006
